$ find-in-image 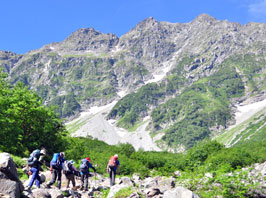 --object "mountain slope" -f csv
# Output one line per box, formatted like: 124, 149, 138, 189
1, 14, 266, 151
